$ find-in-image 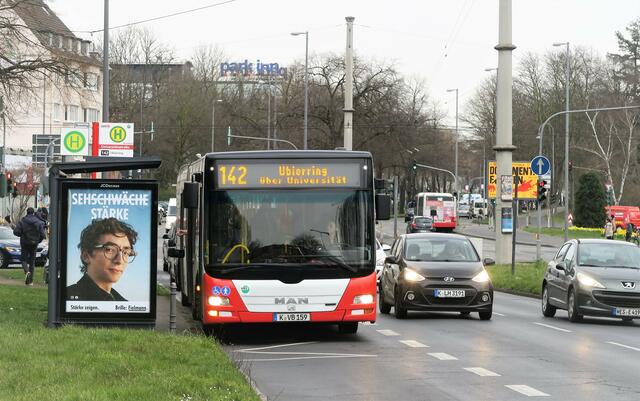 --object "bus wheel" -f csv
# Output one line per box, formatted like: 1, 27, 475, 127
338, 322, 358, 334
